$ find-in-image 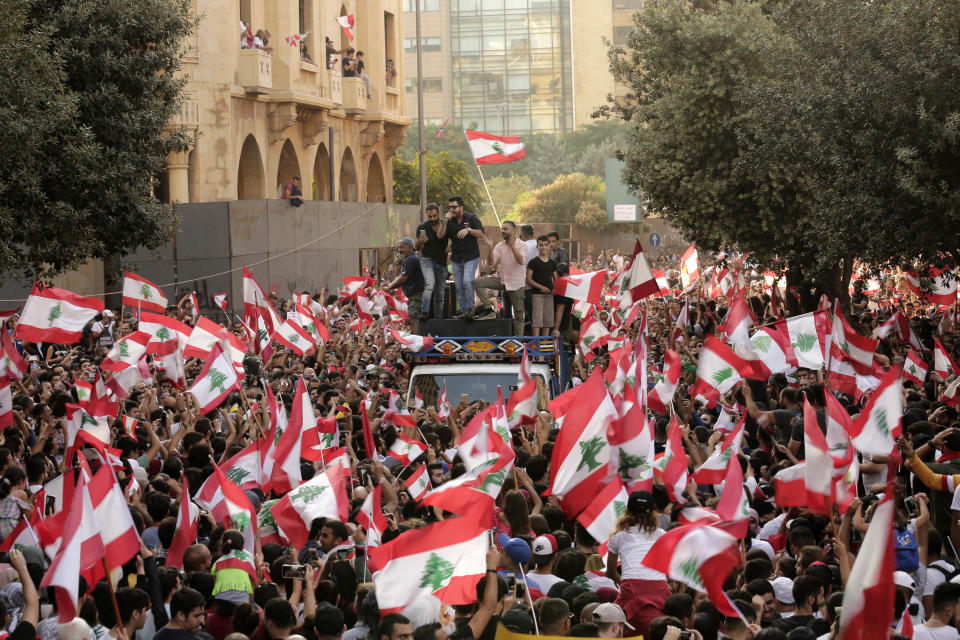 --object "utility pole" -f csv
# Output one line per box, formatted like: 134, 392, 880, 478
415, 0, 426, 221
